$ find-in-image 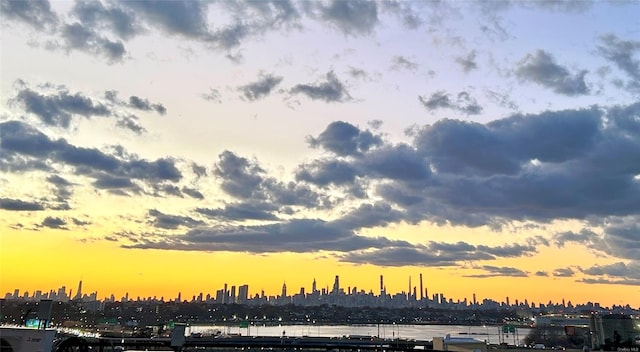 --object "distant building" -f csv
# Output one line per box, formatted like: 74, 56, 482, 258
433, 335, 487, 352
